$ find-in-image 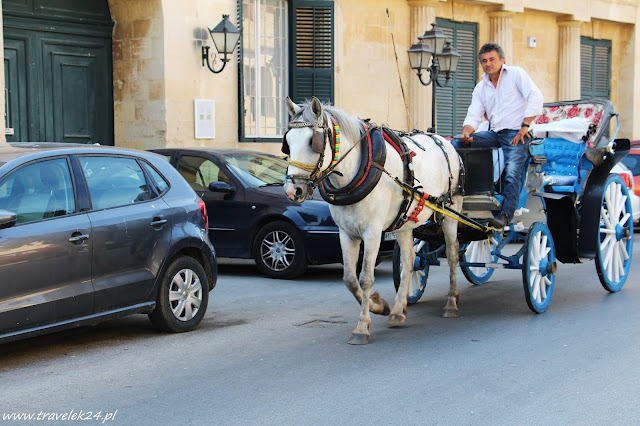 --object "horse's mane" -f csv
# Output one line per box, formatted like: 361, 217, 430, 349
293, 100, 362, 143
